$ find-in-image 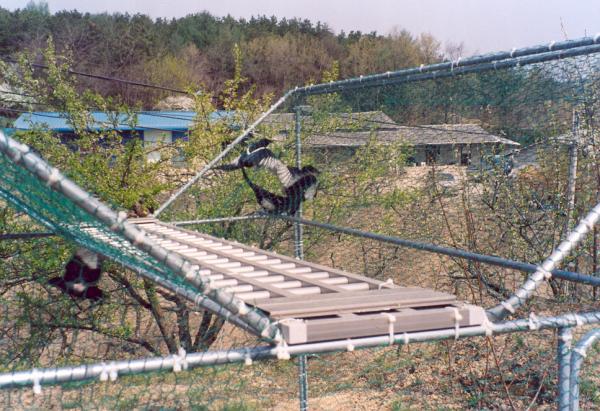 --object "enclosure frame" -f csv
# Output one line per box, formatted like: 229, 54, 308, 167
4, 36, 600, 410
